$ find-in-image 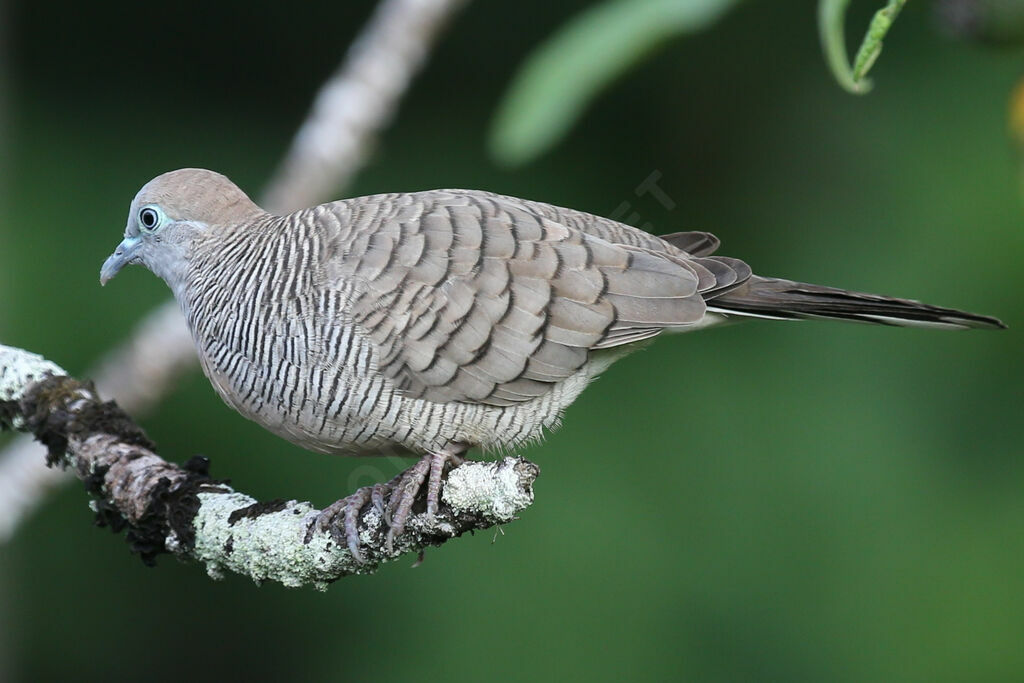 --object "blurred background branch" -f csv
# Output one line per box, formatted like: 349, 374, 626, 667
263, 0, 468, 213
